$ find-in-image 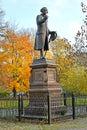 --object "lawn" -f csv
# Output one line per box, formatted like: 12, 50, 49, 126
63, 96, 87, 106
0, 98, 29, 108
